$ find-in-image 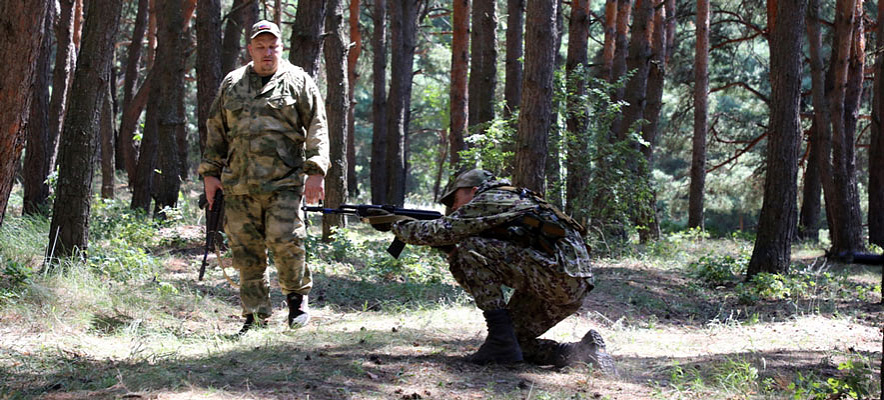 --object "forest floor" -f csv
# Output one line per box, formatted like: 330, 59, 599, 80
0, 198, 882, 399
